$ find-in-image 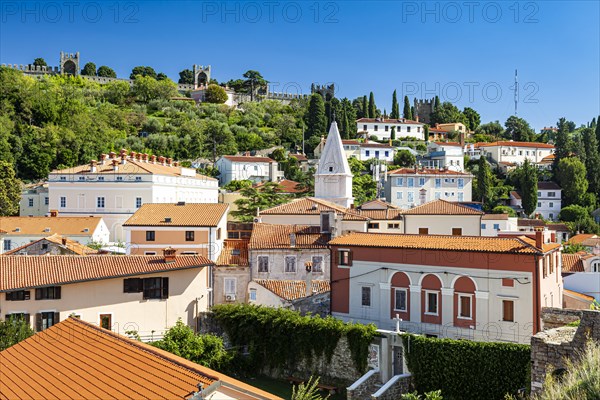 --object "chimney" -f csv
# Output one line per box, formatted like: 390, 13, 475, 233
120, 154, 127, 165
135, 153, 142, 162
305, 261, 313, 297
61, 237, 67, 246
535, 230, 543, 249
99, 154, 107, 165
150, 155, 157, 164
112, 159, 119, 171
90, 160, 97, 173
141, 153, 148, 163
120, 149, 127, 157
173, 161, 179, 167
109, 152, 116, 159
163, 247, 177, 263
158, 156, 166, 165
551, 232, 556, 243
167, 158, 173, 166
49, 210, 58, 217
130, 151, 137, 160
415, 115, 419, 122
